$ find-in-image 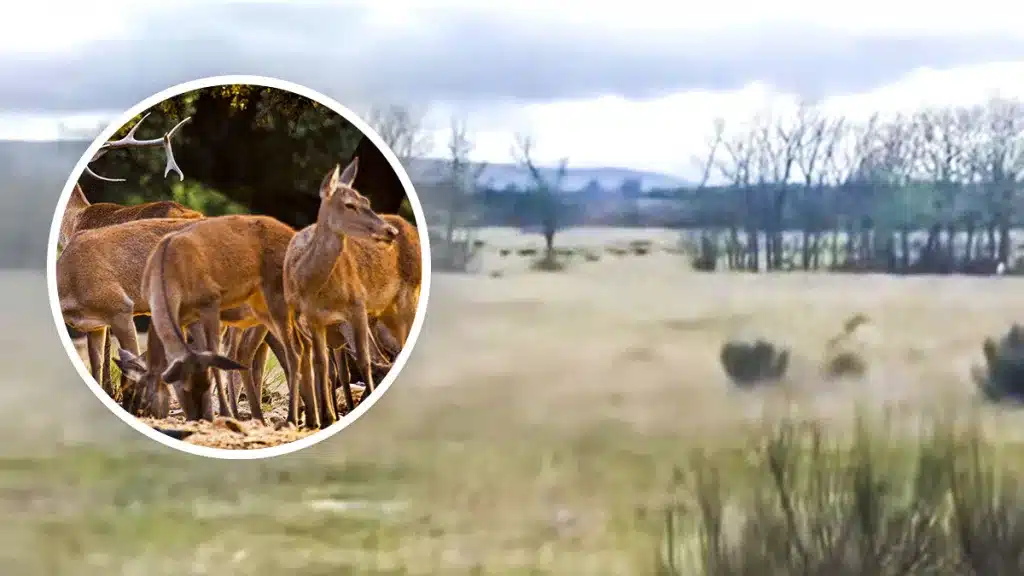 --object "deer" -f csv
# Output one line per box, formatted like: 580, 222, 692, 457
62, 113, 287, 416
112, 214, 313, 424
116, 303, 286, 422
58, 113, 203, 394
59, 112, 196, 252
283, 158, 420, 429
58, 218, 212, 403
